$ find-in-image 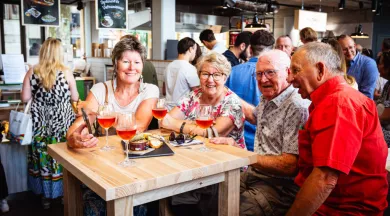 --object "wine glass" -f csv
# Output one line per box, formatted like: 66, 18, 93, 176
152, 98, 168, 128
97, 104, 116, 151
116, 112, 137, 167
195, 104, 214, 152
